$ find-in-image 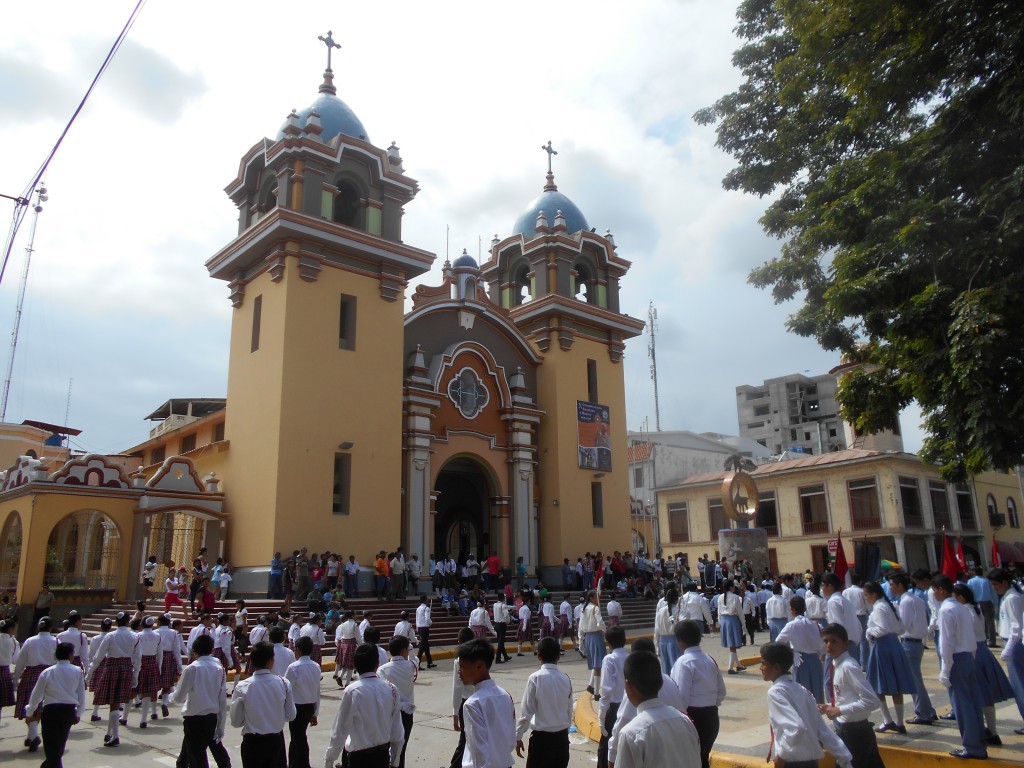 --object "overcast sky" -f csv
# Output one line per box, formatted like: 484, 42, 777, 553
0, 0, 922, 456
